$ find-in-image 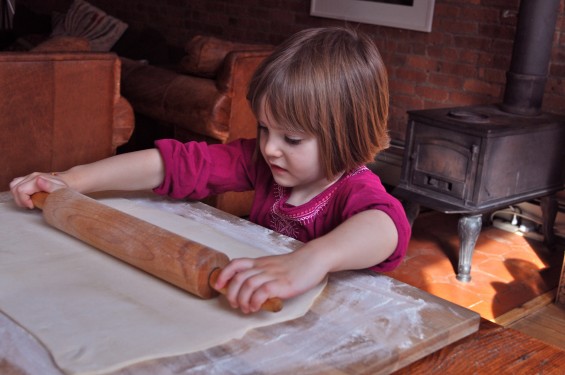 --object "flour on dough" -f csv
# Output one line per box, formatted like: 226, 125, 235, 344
0, 198, 326, 375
